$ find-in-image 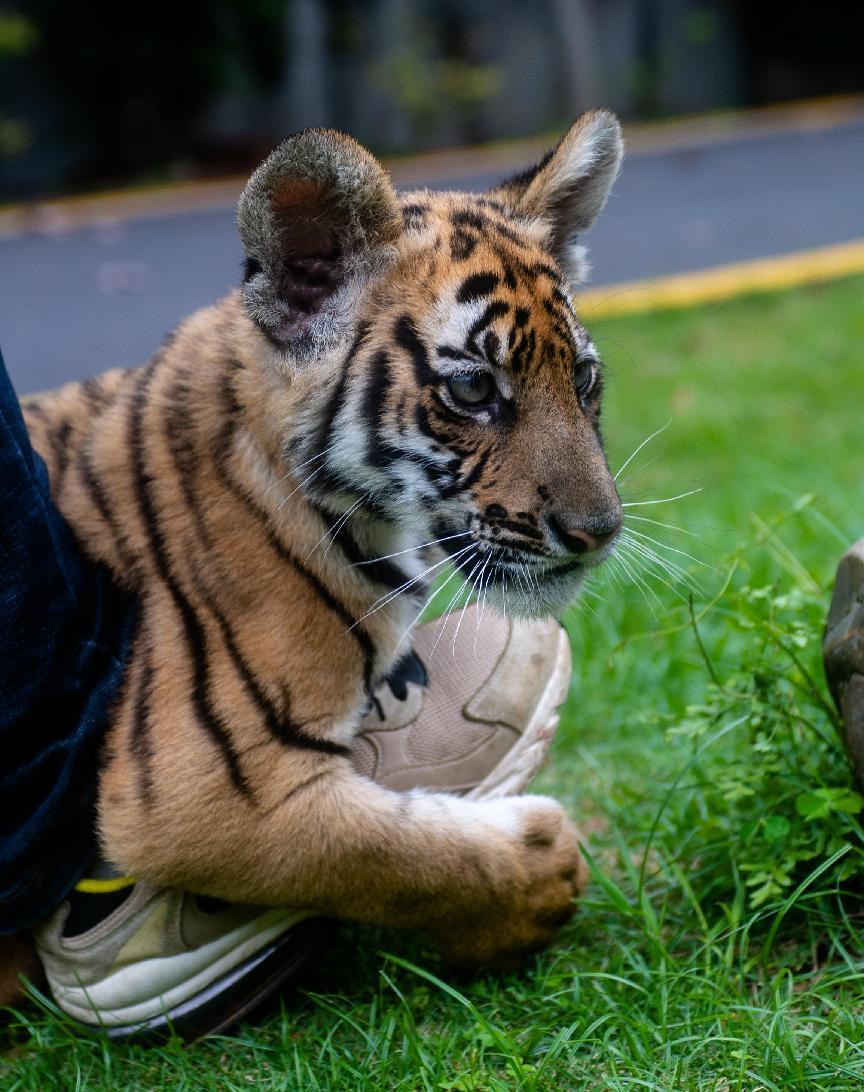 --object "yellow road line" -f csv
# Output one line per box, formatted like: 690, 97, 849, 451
576, 238, 864, 319
74, 875, 137, 895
